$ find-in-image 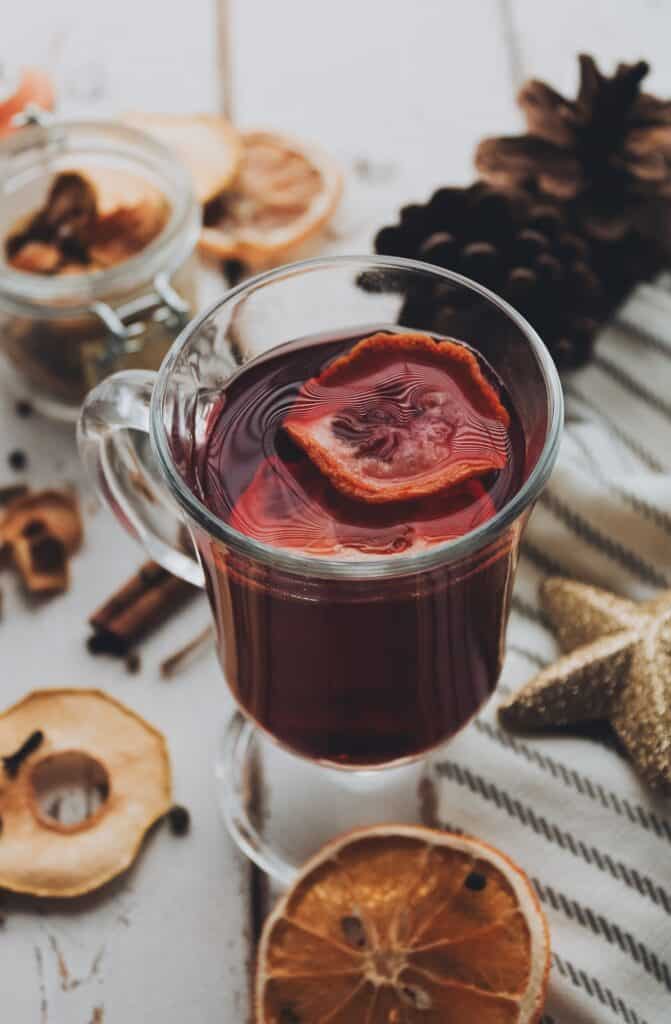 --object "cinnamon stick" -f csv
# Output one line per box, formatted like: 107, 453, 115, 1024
160, 624, 214, 678
88, 561, 197, 656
